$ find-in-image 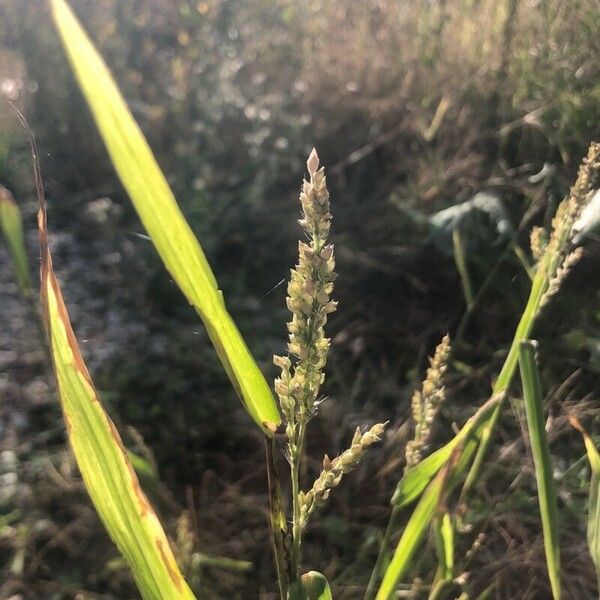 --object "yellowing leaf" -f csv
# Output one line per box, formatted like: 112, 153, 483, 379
49, 0, 281, 435
570, 416, 600, 588
0, 185, 32, 295
37, 183, 195, 599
